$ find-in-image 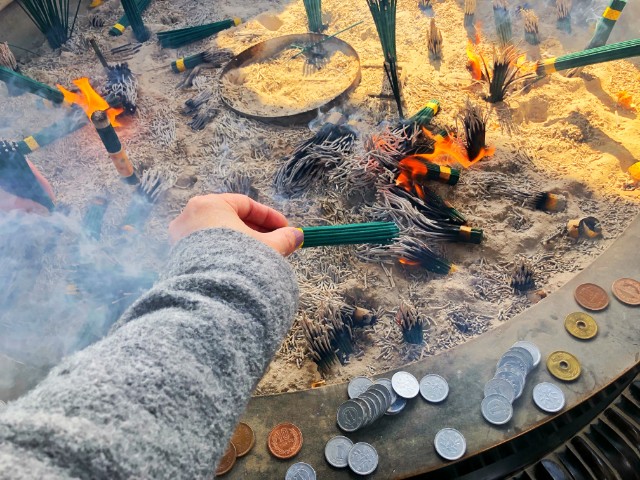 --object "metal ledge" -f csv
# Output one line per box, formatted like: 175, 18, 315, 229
228, 214, 640, 479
